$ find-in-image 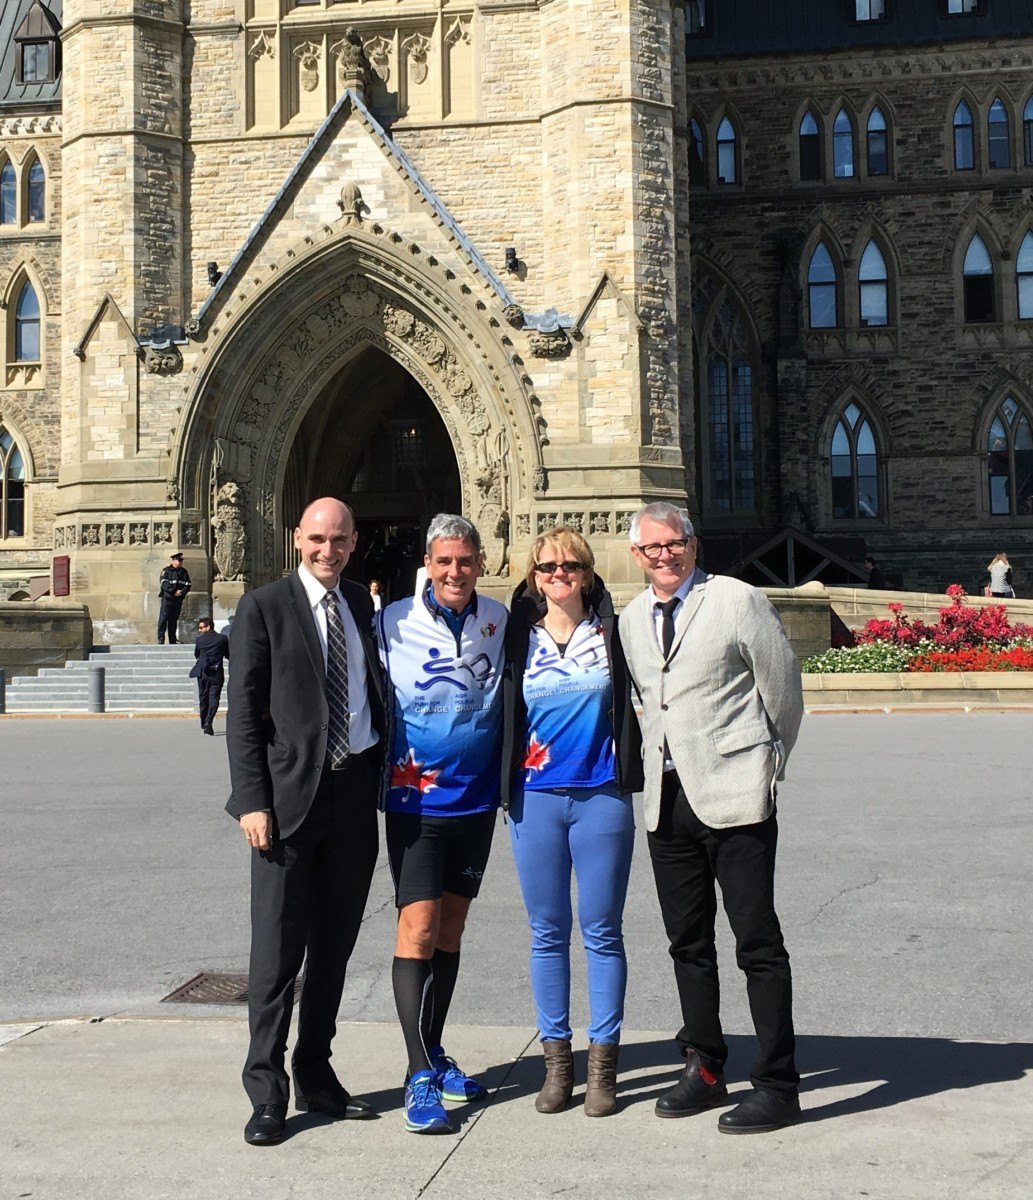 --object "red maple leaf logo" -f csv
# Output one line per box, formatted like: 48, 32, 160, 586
523, 734, 551, 772
481, 621, 497, 638
391, 751, 441, 795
